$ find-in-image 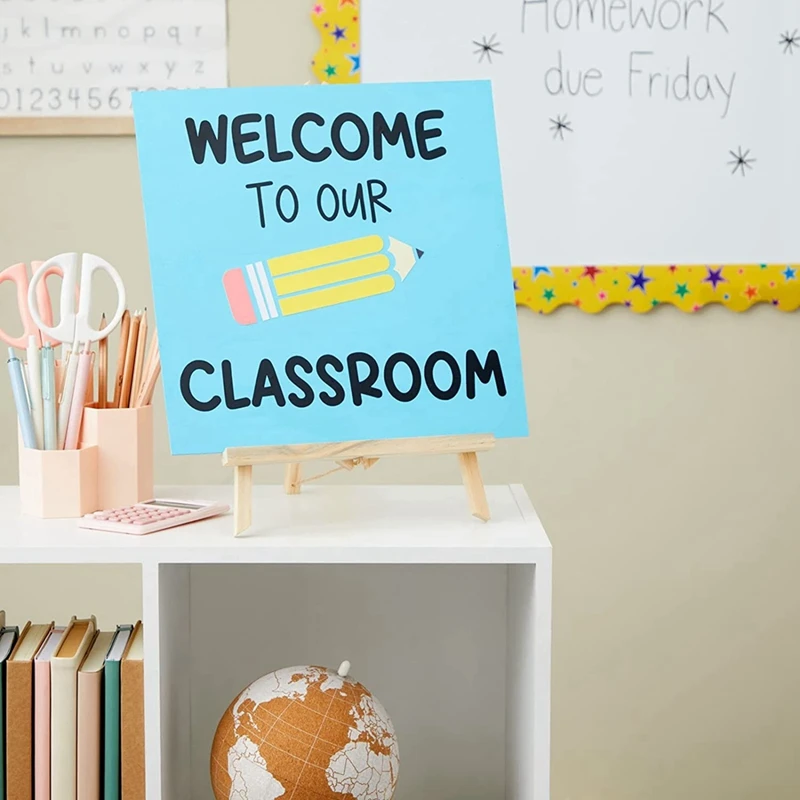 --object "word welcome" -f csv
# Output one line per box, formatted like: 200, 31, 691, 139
179, 349, 507, 412
185, 110, 447, 165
